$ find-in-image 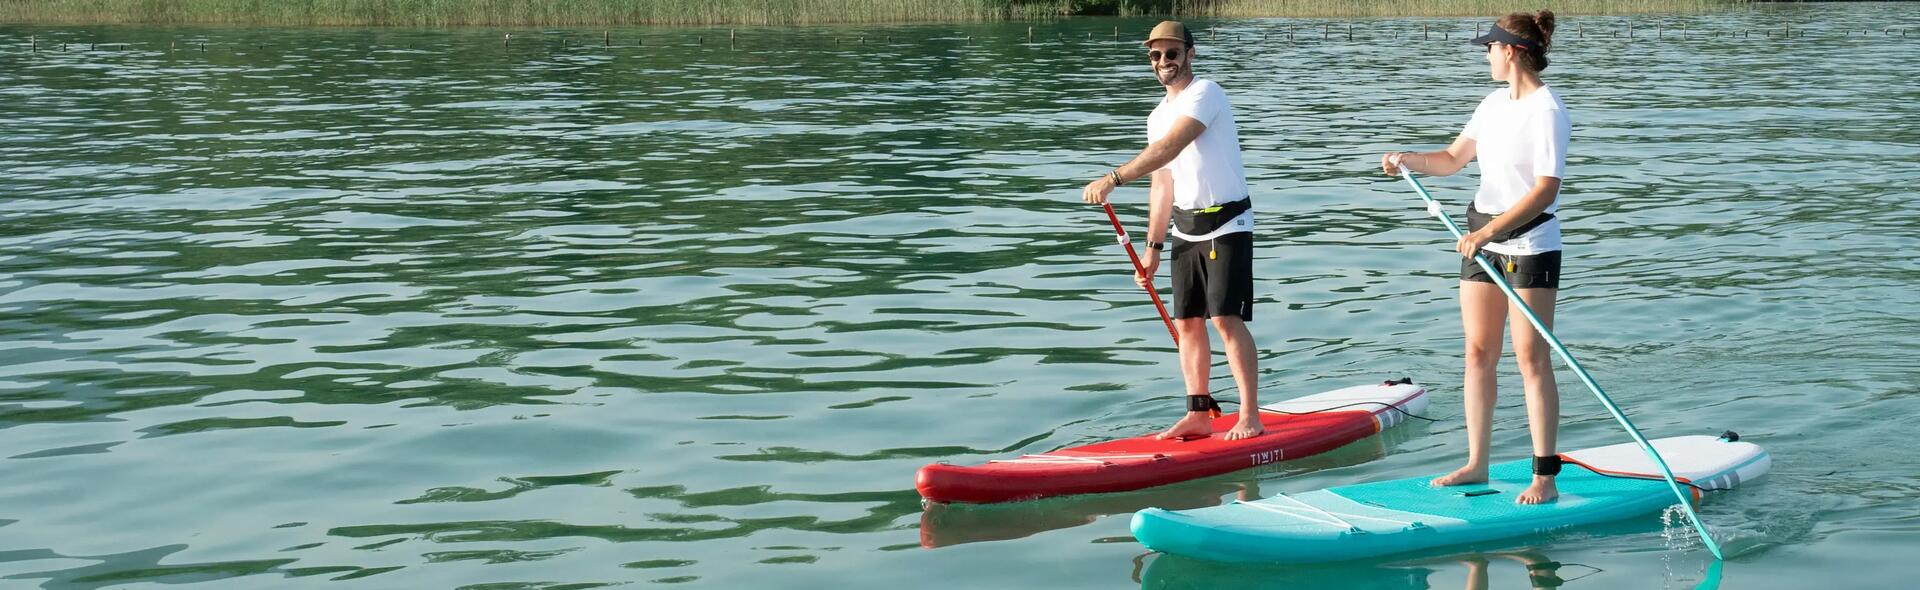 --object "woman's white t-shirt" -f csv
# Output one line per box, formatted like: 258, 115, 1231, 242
1461, 85, 1570, 256
1147, 79, 1252, 242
